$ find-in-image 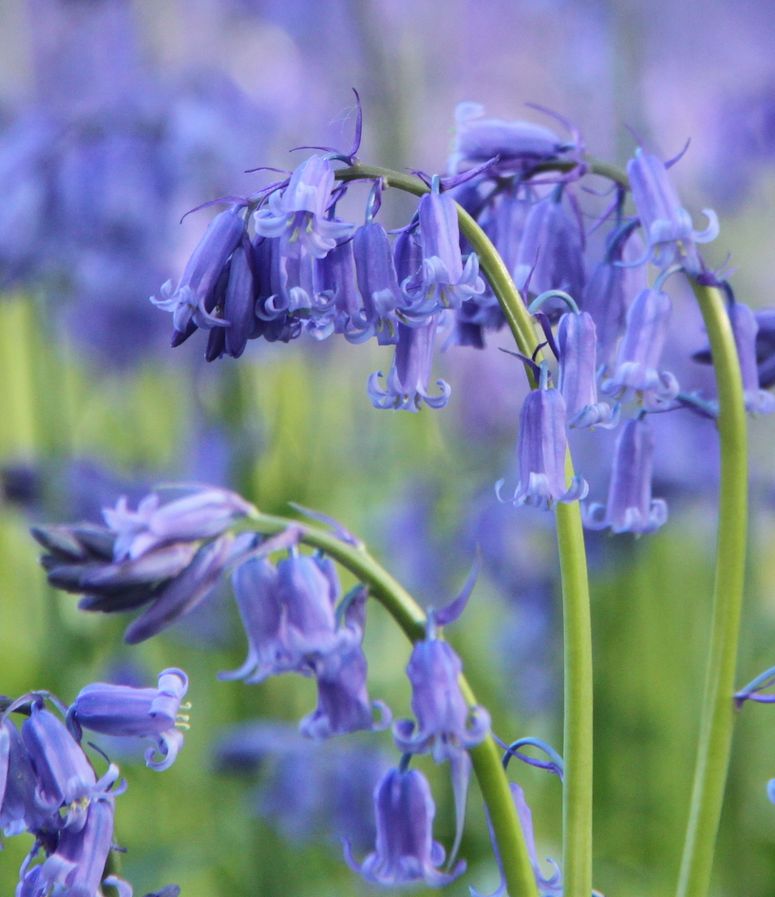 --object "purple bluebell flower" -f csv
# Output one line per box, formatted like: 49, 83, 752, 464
449, 102, 573, 176
393, 637, 490, 762
16, 797, 117, 897
601, 287, 679, 408
471, 782, 562, 897
103, 486, 255, 561
315, 236, 363, 334
584, 416, 667, 534
344, 766, 466, 887
151, 206, 246, 338
368, 319, 450, 411
497, 378, 588, 510
582, 222, 648, 370
253, 155, 353, 258
405, 184, 484, 312
21, 704, 118, 833
755, 309, 775, 388
513, 187, 586, 300
67, 668, 189, 771
221, 238, 260, 359
728, 302, 775, 413
557, 311, 618, 428
352, 221, 403, 344
1, 717, 40, 836
627, 147, 719, 274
